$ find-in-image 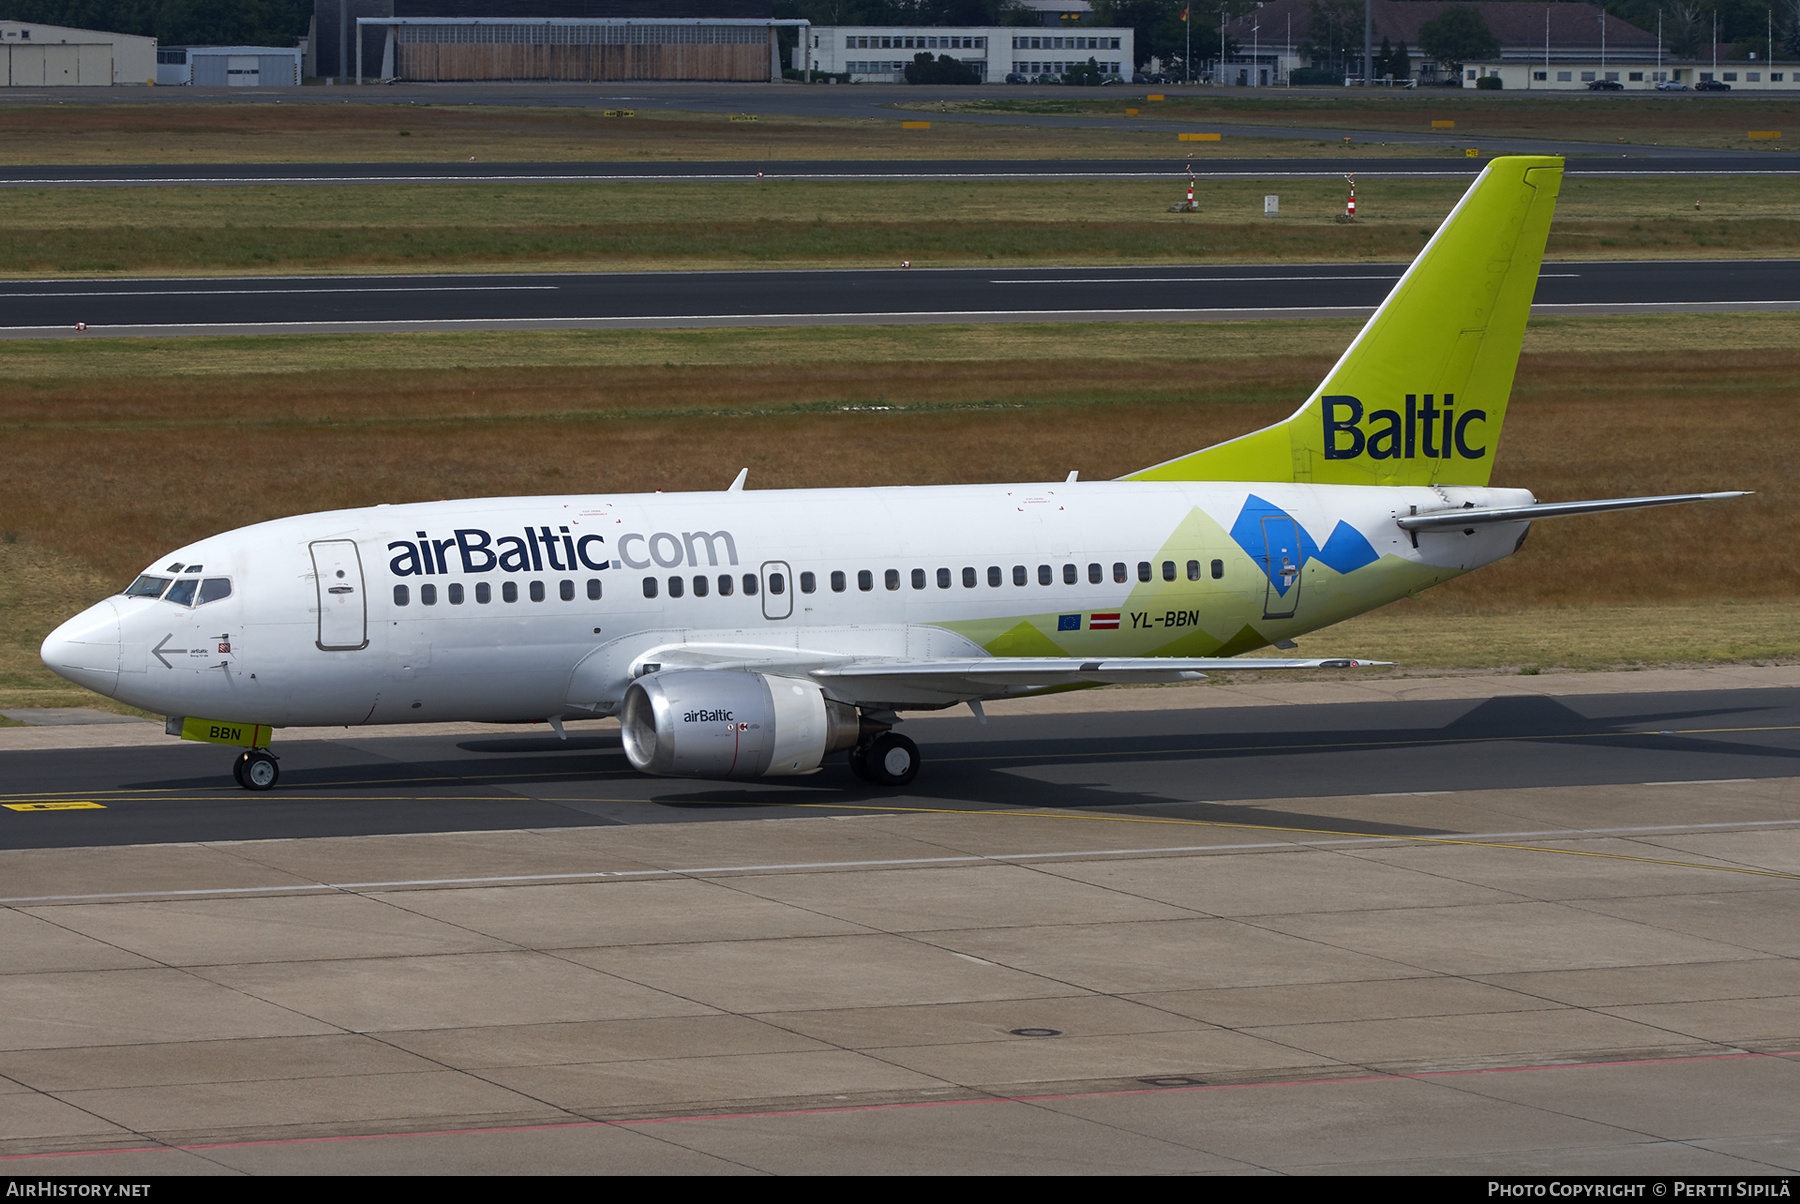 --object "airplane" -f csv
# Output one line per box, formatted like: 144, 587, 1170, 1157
41, 155, 1744, 792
